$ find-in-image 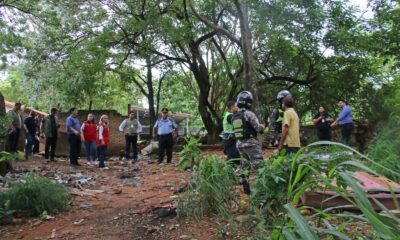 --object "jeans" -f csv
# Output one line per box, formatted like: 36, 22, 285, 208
158, 133, 174, 163
125, 135, 138, 159
25, 133, 38, 155
98, 146, 107, 168
68, 134, 81, 165
45, 136, 57, 160
340, 123, 353, 146
84, 141, 97, 162
8, 128, 20, 153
